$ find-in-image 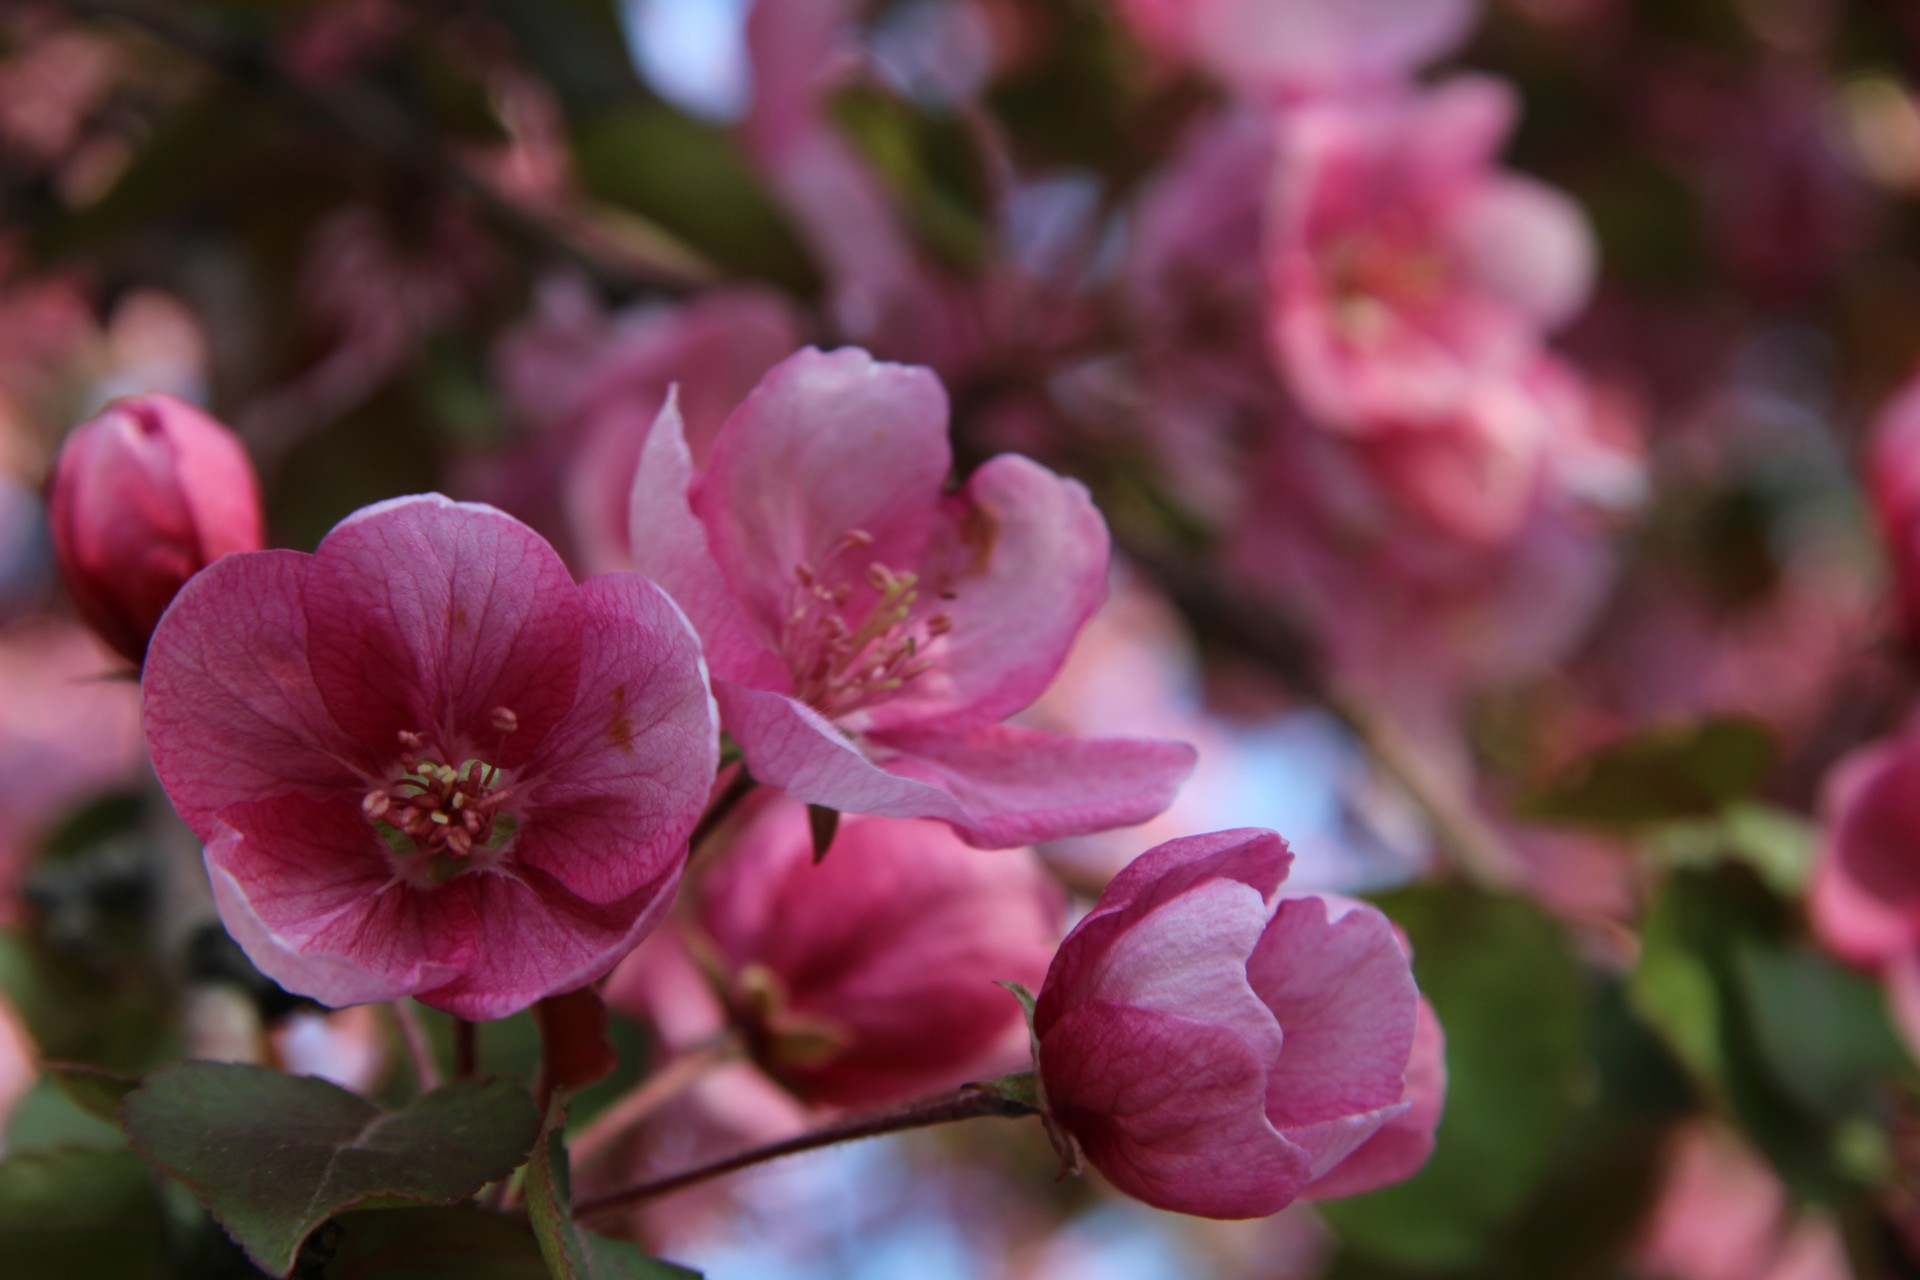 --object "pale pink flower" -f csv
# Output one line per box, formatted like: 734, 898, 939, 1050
0, 993, 34, 1157
1269, 77, 1595, 438
627, 346, 1196, 847
1115, 0, 1481, 96
674, 793, 1061, 1107
141, 495, 718, 1019
47, 393, 265, 665
1032, 829, 1441, 1218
